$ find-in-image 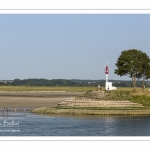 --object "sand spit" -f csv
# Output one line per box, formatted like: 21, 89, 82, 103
0, 96, 75, 108
31, 107, 150, 115
57, 98, 144, 108
31, 98, 149, 115
0, 91, 82, 109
